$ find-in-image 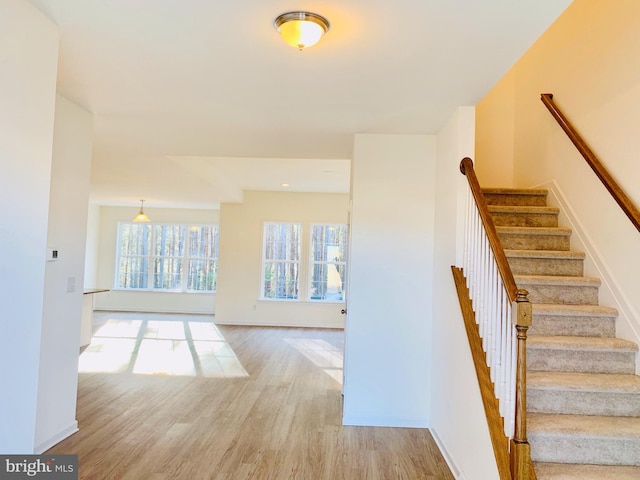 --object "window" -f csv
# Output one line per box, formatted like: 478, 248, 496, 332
260, 222, 348, 302
261, 223, 302, 300
309, 224, 348, 302
116, 223, 218, 292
